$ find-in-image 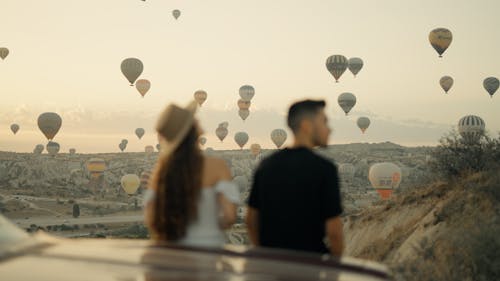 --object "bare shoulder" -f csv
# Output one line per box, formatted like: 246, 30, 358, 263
204, 156, 231, 180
